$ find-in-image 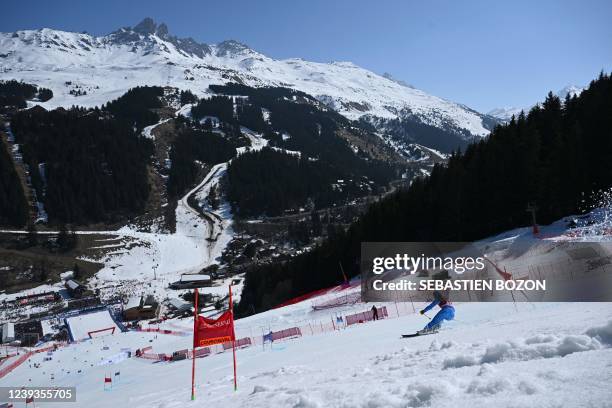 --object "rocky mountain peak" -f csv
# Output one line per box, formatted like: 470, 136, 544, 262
126, 18, 171, 39
133, 17, 158, 35
156, 23, 169, 38
215, 40, 251, 57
